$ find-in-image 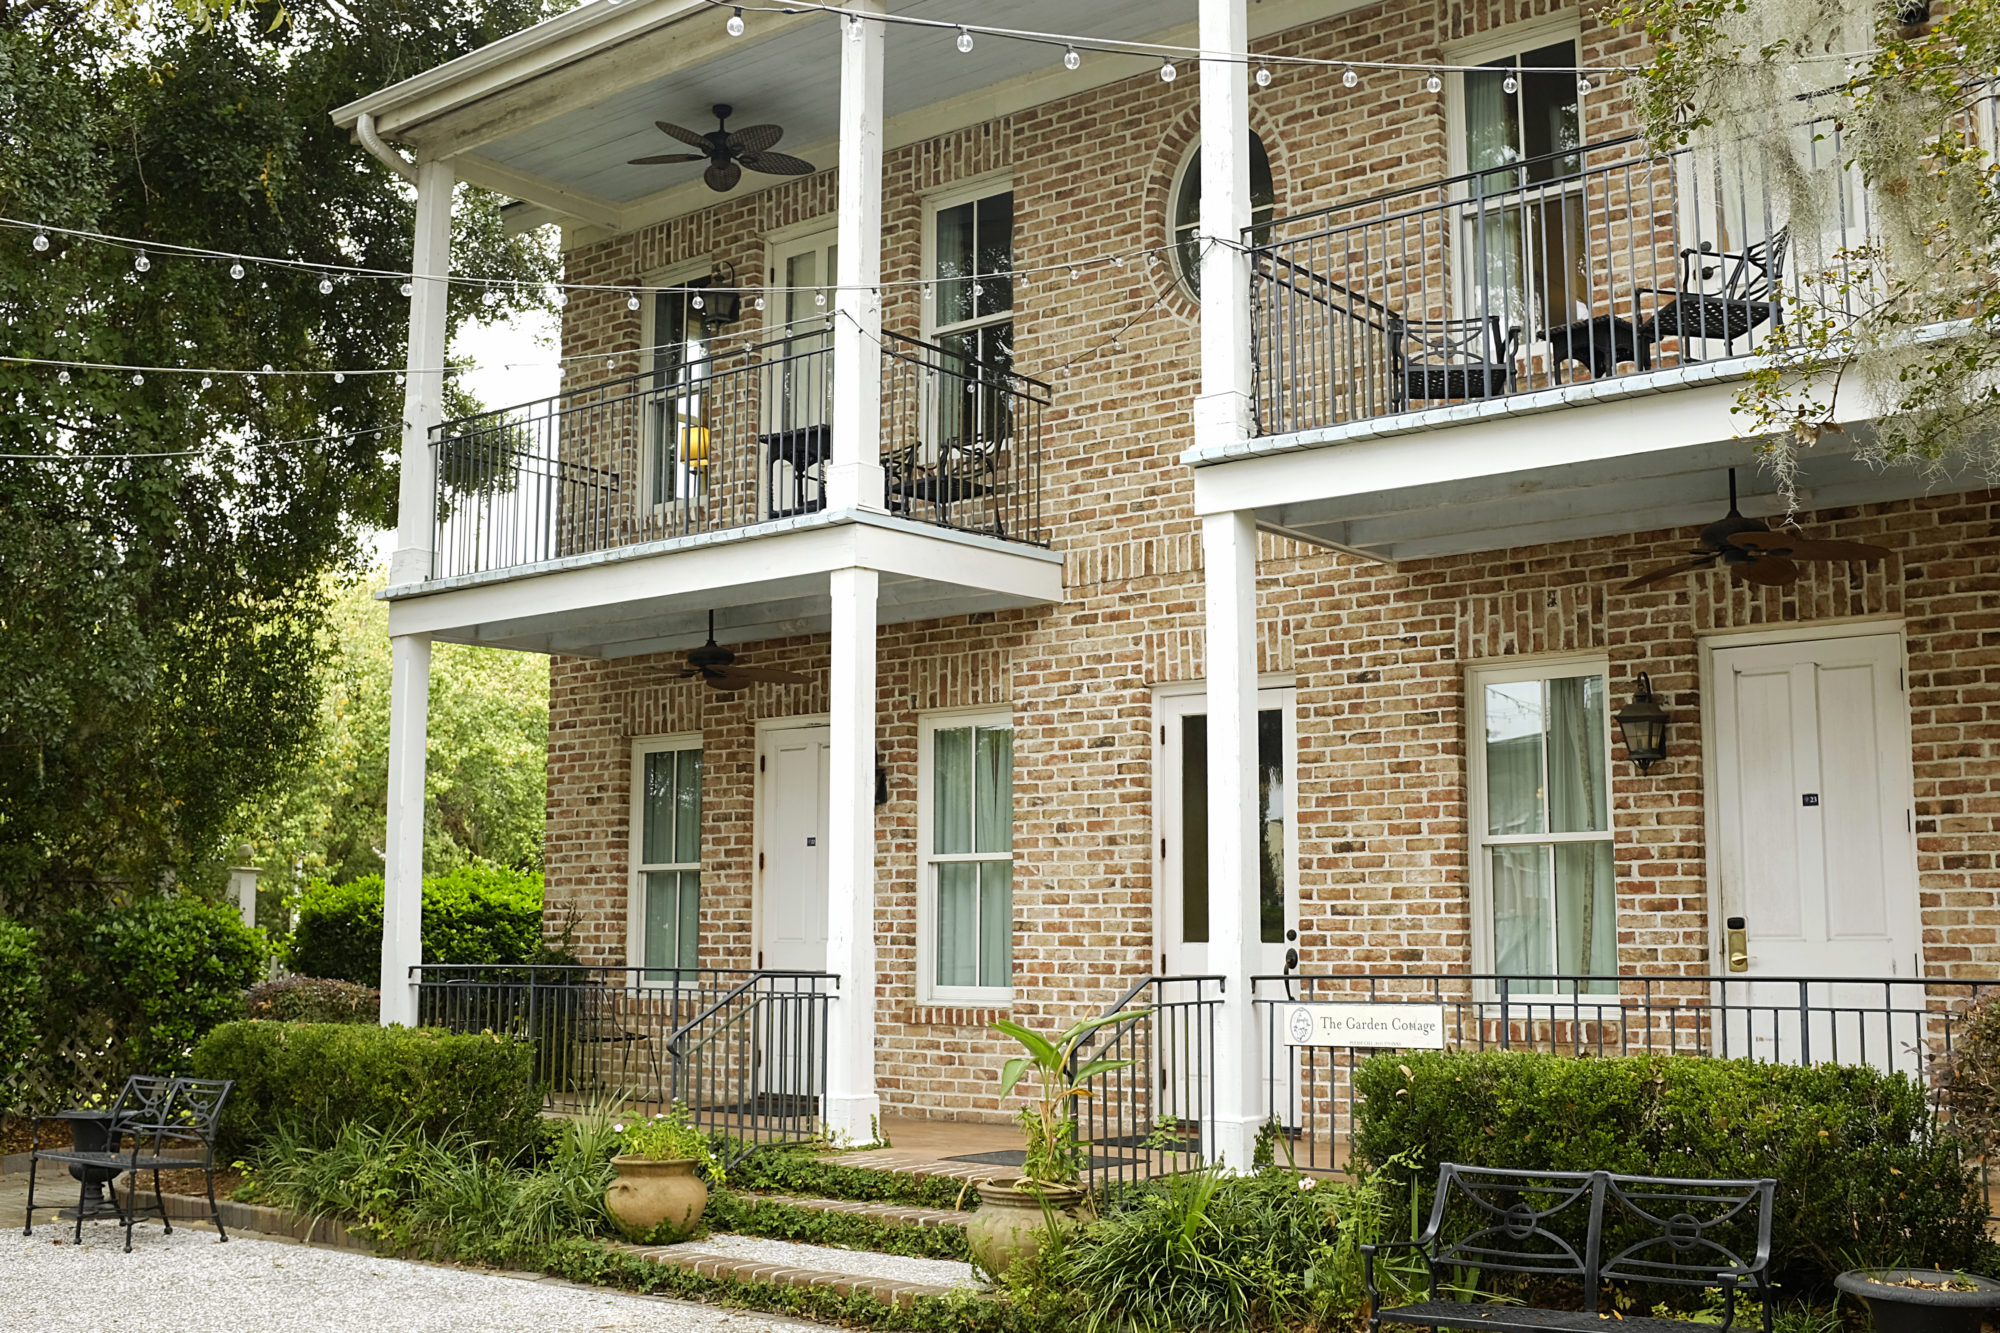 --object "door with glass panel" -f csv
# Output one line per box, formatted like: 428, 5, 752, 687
1454, 41, 1587, 358
644, 283, 712, 518
924, 717, 1014, 998
1469, 663, 1615, 994
1157, 687, 1298, 1131
765, 231, 837, 517
927, 189, 1015, 474
635, 741, 702, 984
